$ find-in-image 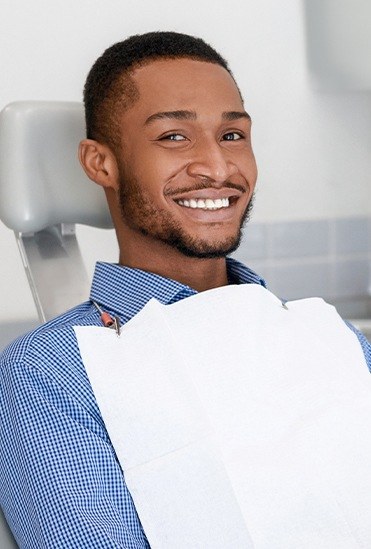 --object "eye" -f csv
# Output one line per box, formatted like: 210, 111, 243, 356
160, 133, 186, 141
222, 132, 244, 141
